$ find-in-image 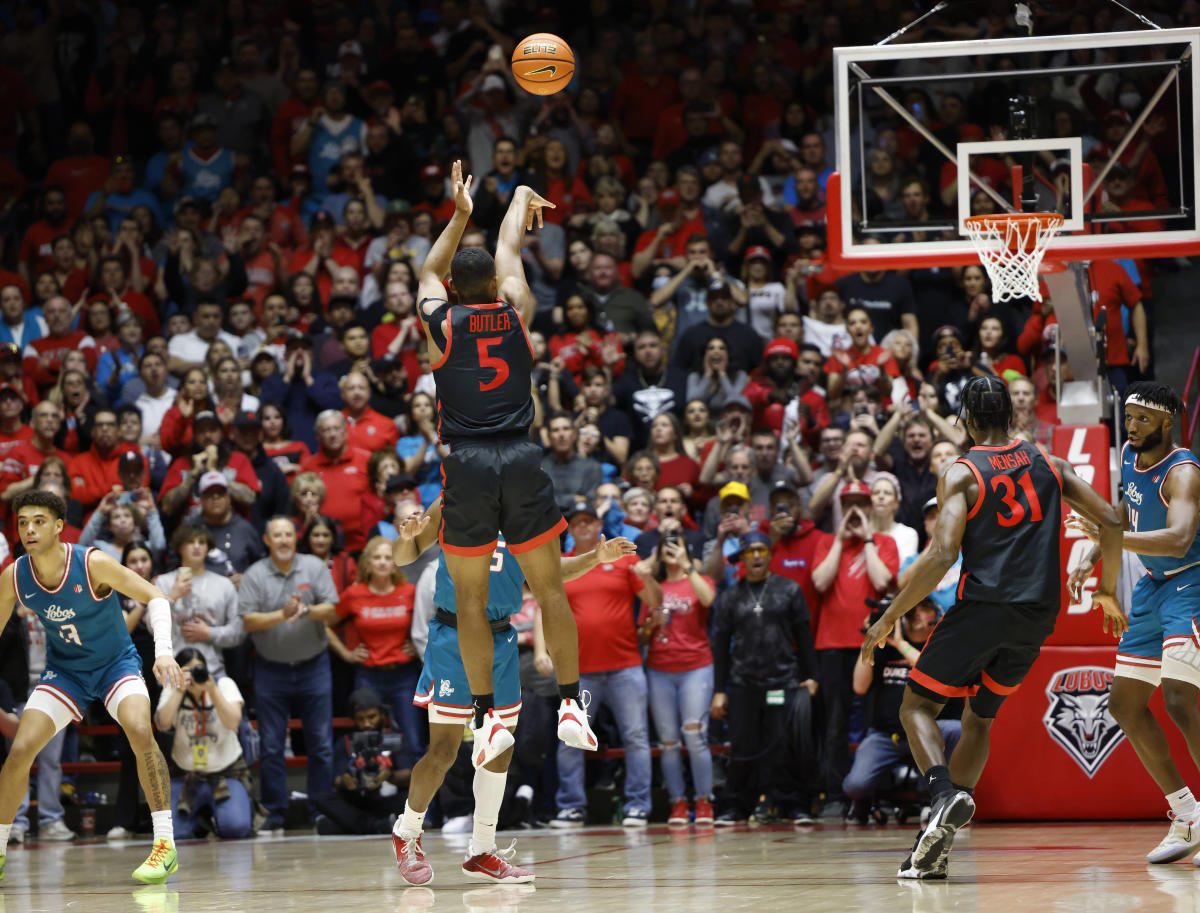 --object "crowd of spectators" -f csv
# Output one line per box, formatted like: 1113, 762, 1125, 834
0, 0, 1186, 836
